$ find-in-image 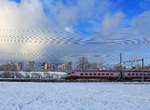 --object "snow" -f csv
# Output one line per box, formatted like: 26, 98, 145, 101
18, 71, 67, 76
0, 82, 150, 110
15, 71, 67, 78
